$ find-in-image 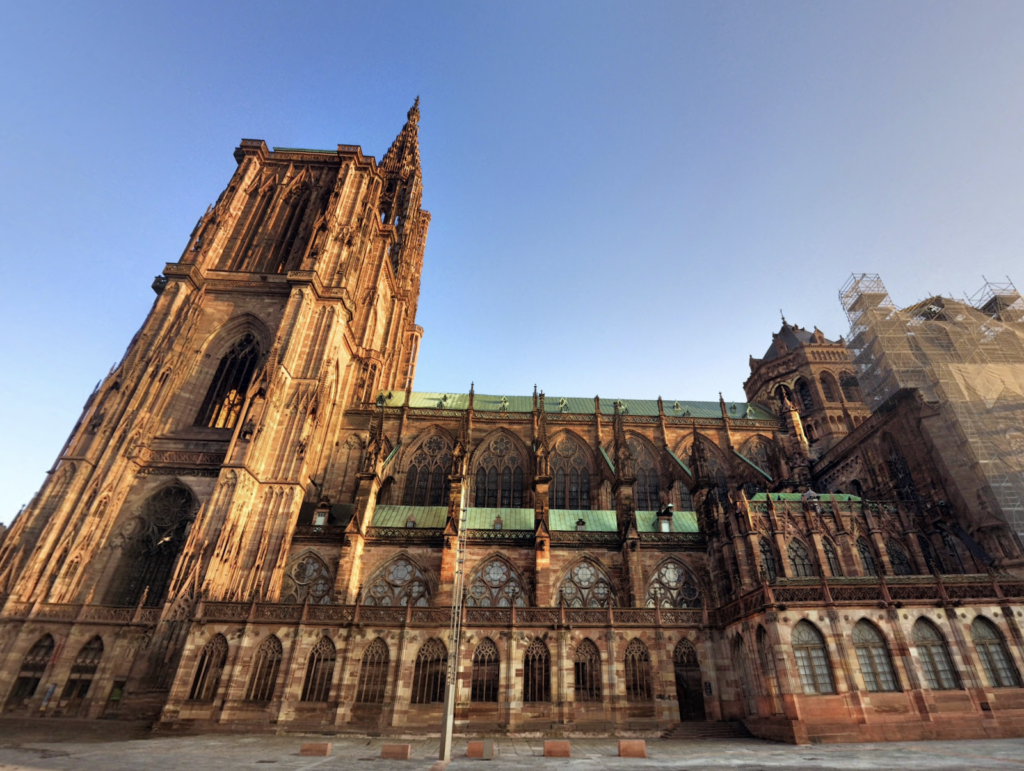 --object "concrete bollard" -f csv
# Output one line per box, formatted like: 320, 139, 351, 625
467, 739, 495, 759
543, 740, 571, 758
299, 742, 332, 756
618, 740, 647, 758
381, 744, 412, 760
